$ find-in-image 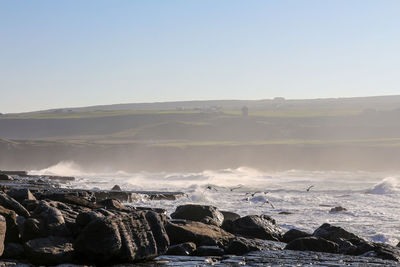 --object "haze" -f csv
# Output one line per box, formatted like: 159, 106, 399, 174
1, 0, 400, 113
